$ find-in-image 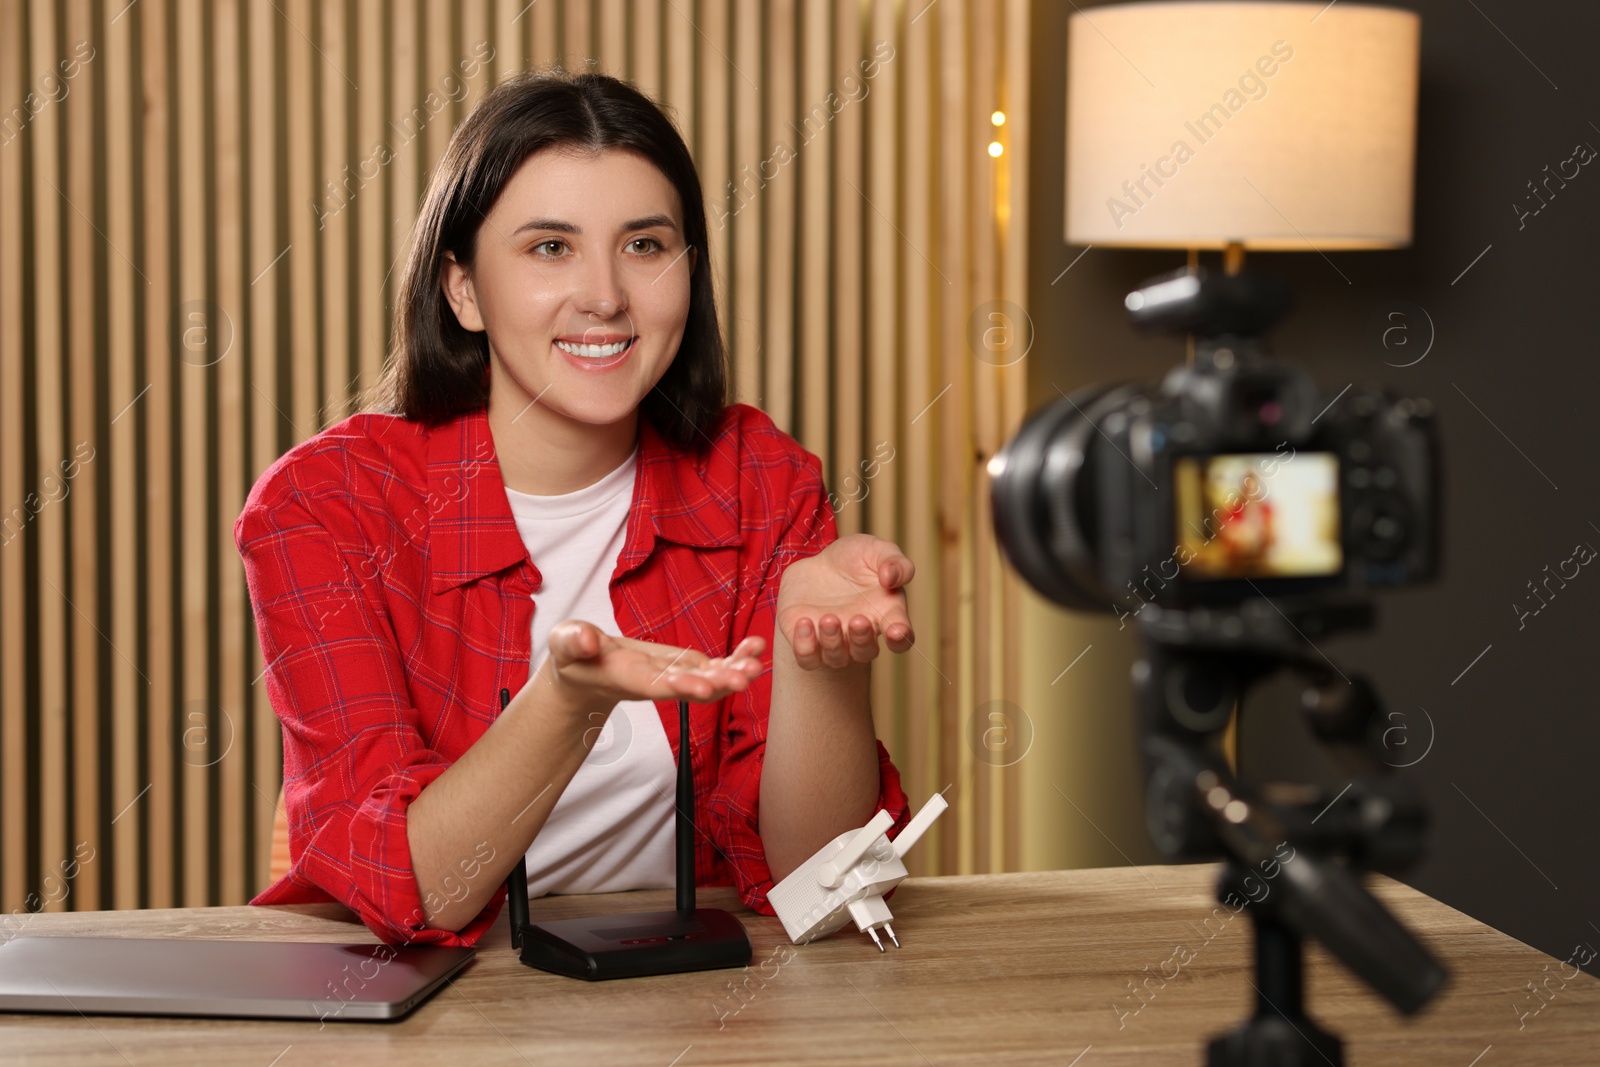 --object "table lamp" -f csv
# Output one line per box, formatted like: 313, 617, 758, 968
1066, 1, 1420, 269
